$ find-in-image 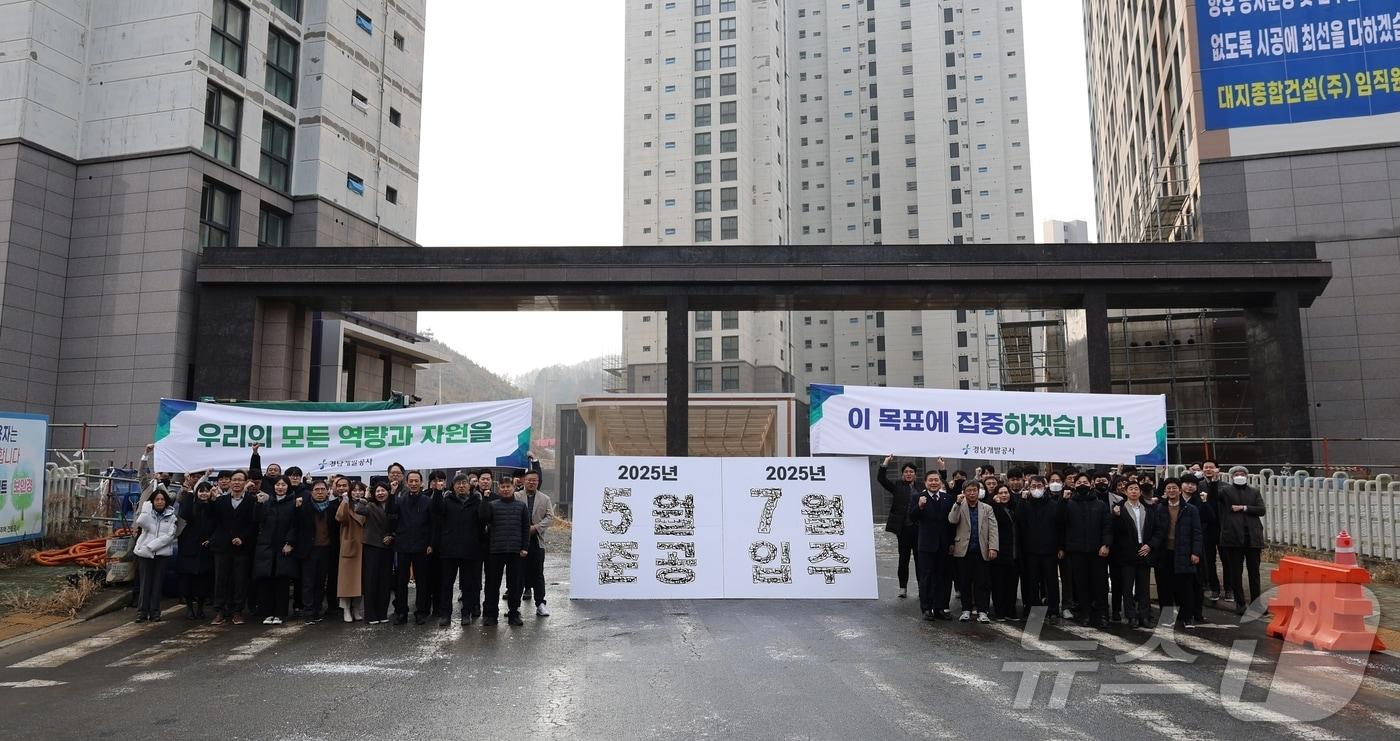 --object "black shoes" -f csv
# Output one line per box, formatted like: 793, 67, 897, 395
922, 610, 936, 621
483, 616, 498, 626
507, 612, 524, 627
393, 614, 408, 625
135, 613, 147, 623
414, 614, 426, 625
439, 617, 451, 628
